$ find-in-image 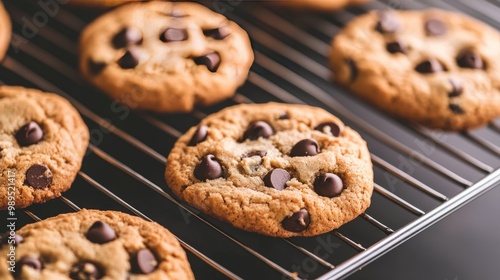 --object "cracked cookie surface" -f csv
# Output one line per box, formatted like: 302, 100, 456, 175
79, 1, 254, 113
165, 103, 373, 237
0, 86, 89, 209
329, 9, 500, 130
0, 209, 194, 280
